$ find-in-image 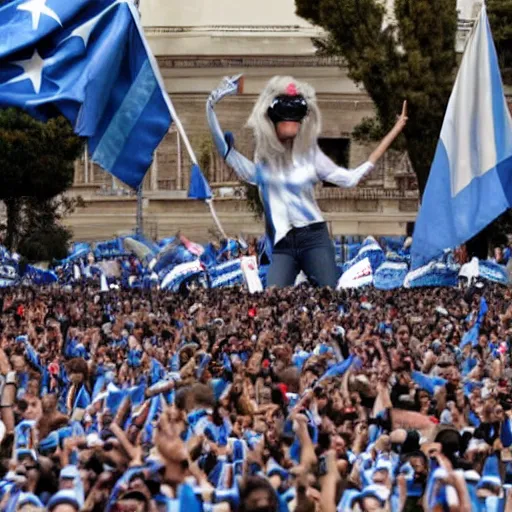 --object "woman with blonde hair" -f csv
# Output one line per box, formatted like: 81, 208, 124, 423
206, 75, 407, 287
